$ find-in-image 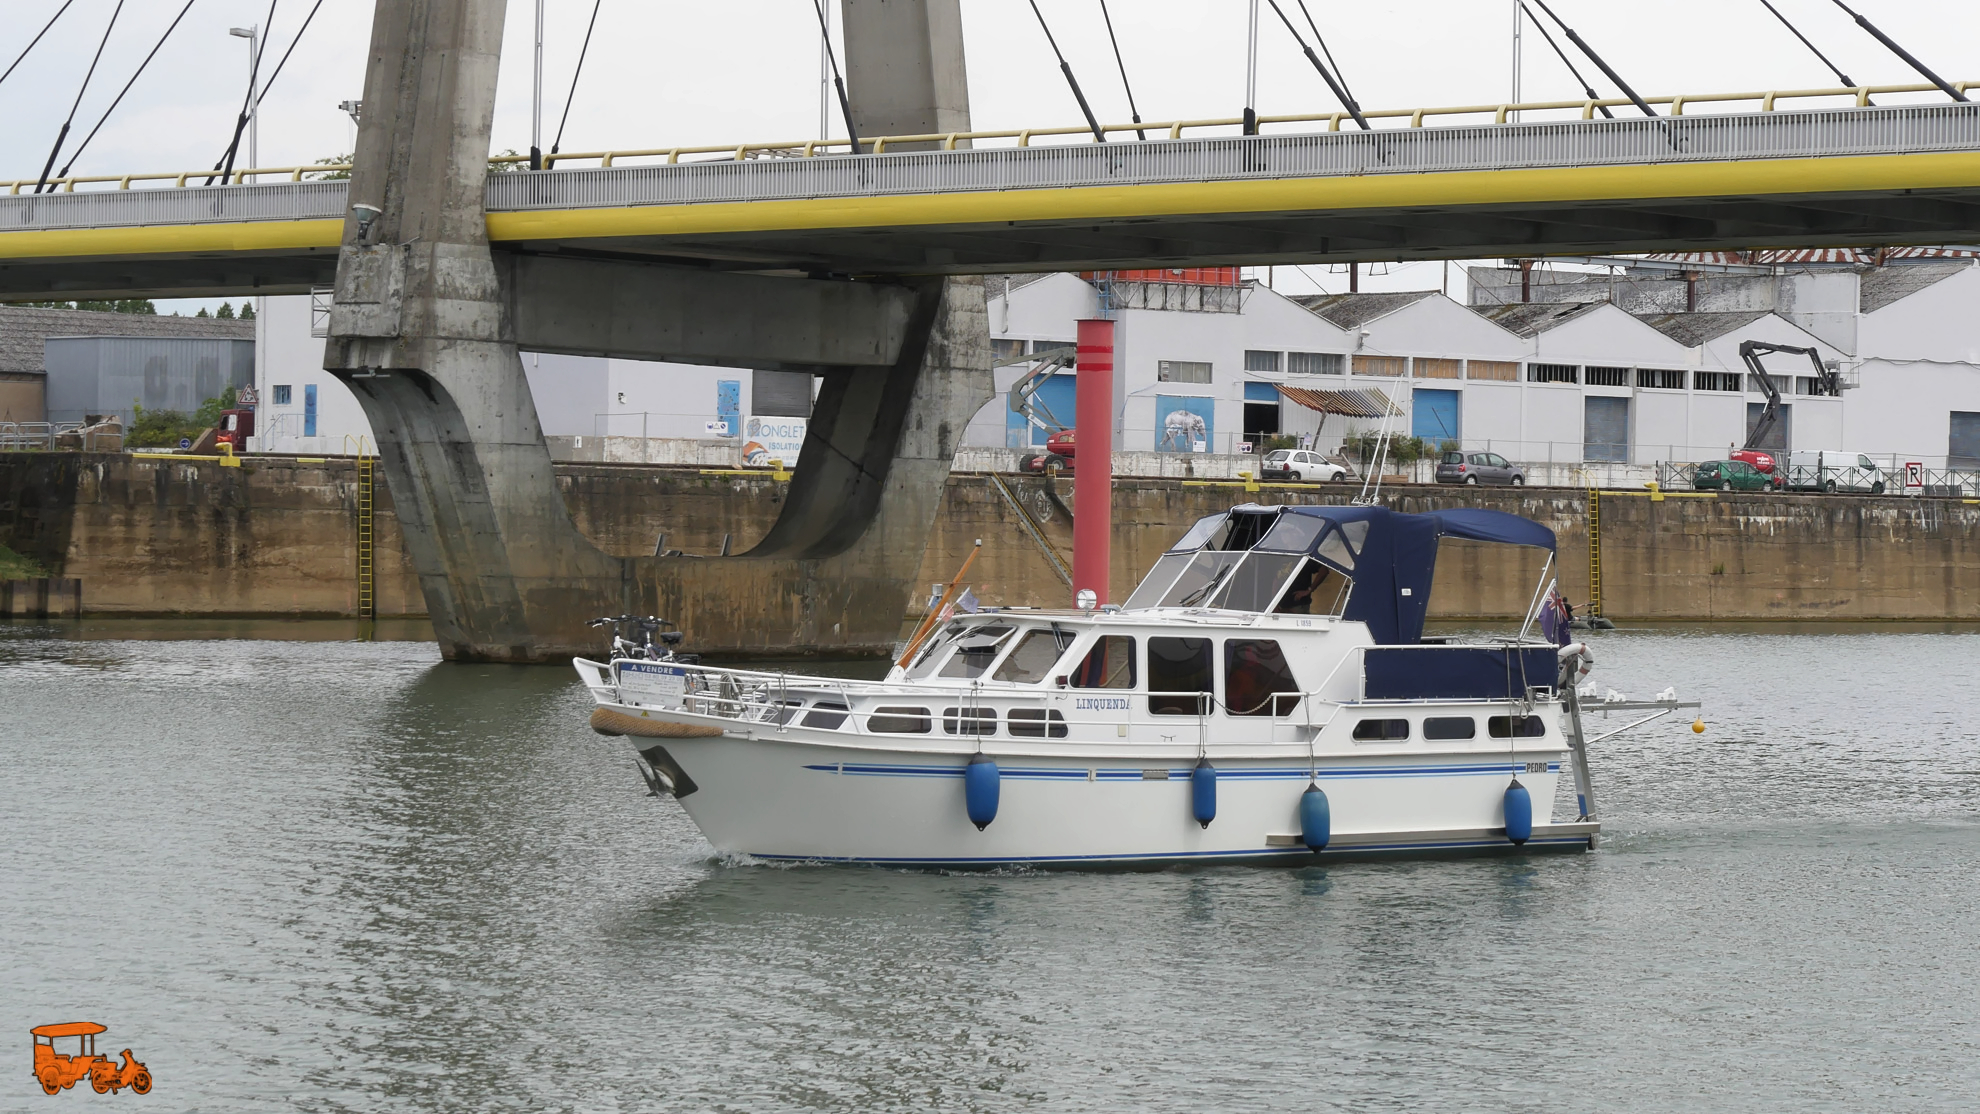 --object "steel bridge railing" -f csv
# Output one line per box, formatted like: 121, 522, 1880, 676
2, 77, 1972, 196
